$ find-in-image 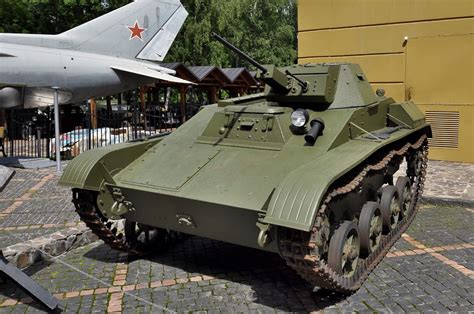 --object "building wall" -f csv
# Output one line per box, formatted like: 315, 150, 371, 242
298, 0, 474, 163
